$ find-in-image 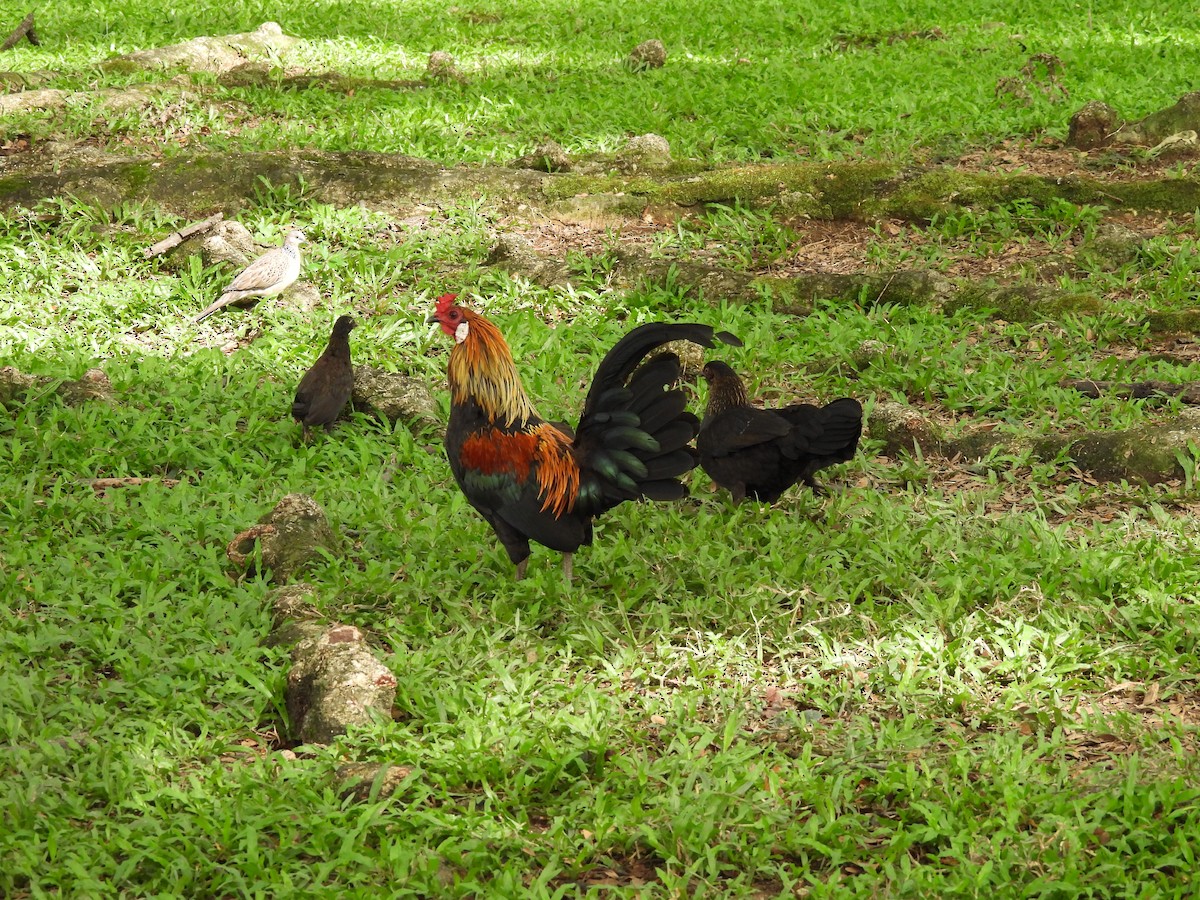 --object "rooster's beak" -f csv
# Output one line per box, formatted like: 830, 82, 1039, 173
425, 313, 437, 325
